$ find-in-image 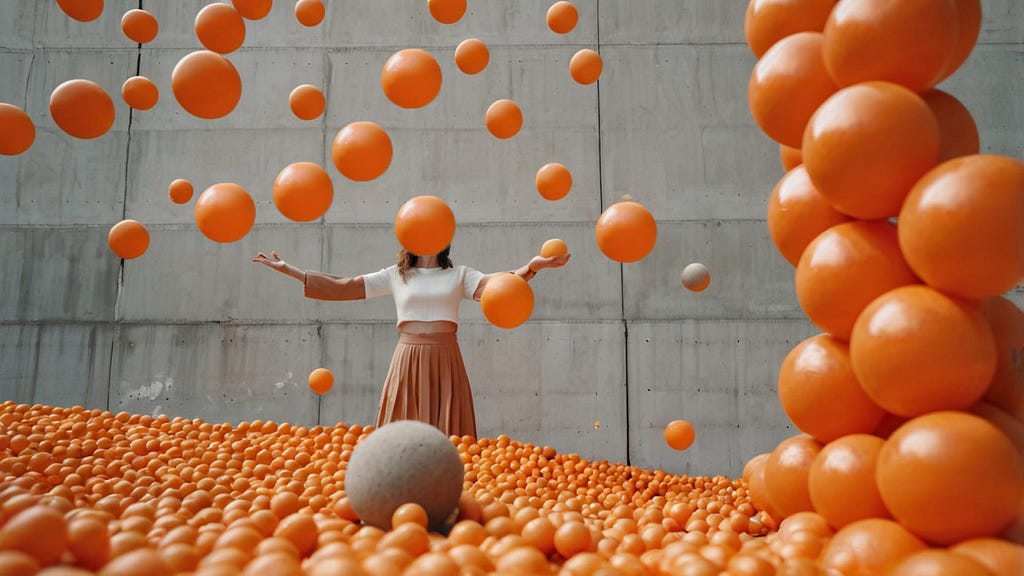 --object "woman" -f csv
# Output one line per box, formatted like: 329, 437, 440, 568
252, 246, 570, 438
